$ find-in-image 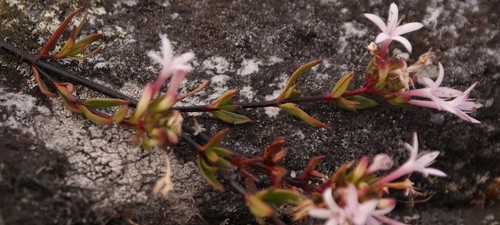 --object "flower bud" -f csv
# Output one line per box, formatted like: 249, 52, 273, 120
367, 154, 393, 174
